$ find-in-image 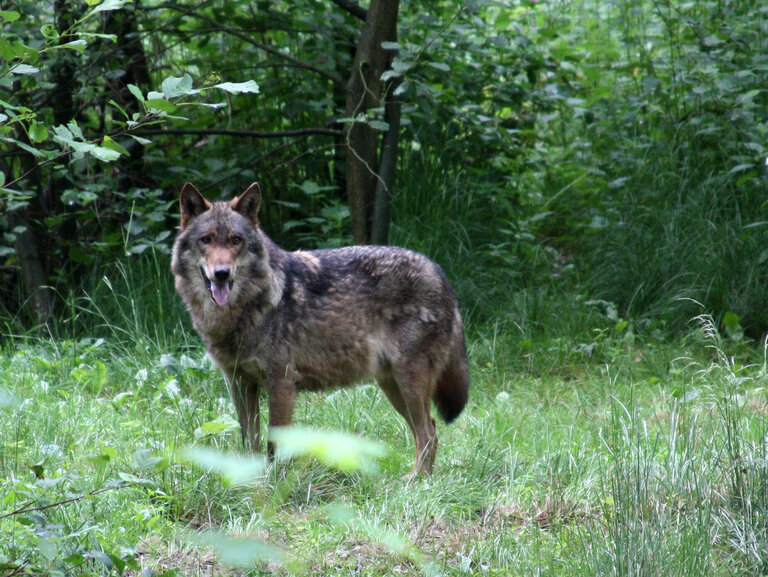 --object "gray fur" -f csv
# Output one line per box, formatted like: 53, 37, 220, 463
172, 182, 469, 474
